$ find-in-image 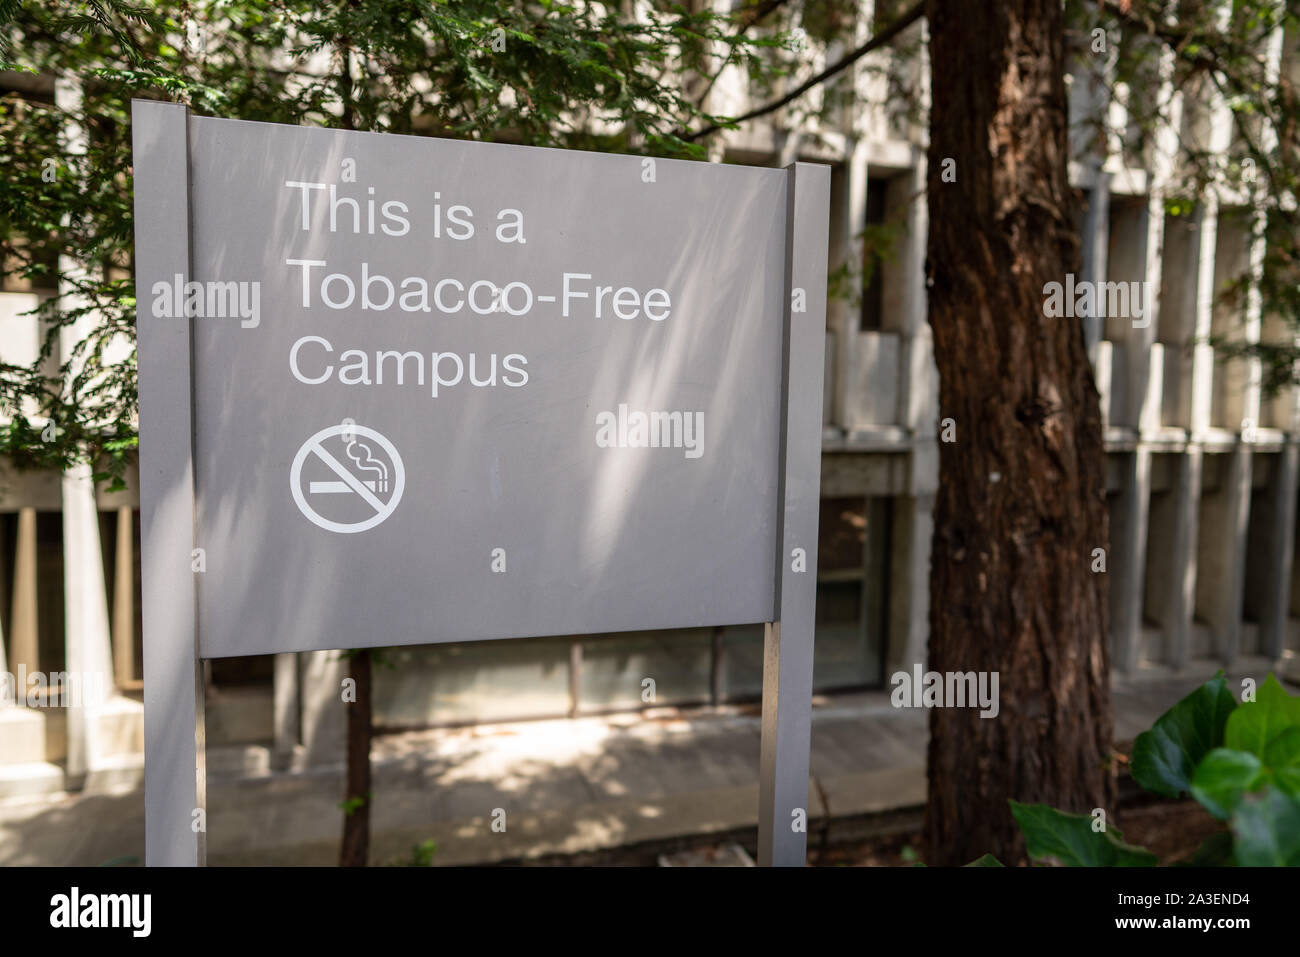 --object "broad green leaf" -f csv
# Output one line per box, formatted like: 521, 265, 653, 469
1263, 725, 1300, 770
965, 853, 1003, 867
1010, 801, 1157, 867
1130, 672, 1237, 798
1225, 675, 1300, 760
1274, 767, 1300, 799
1190, 748, 1264, 820
1230, 788, 1300, 866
